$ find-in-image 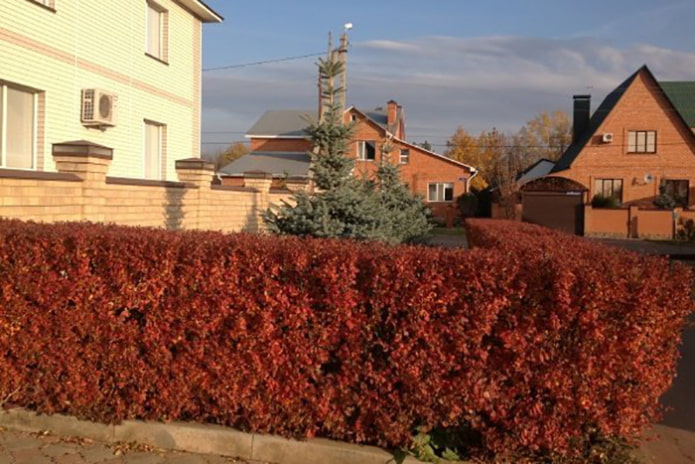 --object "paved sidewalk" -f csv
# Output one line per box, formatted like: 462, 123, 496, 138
0, 427, 264, 464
